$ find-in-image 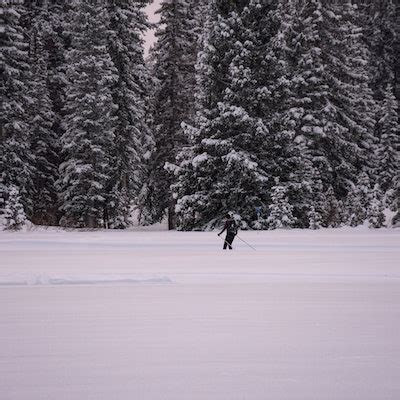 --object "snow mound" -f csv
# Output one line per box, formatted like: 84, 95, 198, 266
0, 274, 173, 286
